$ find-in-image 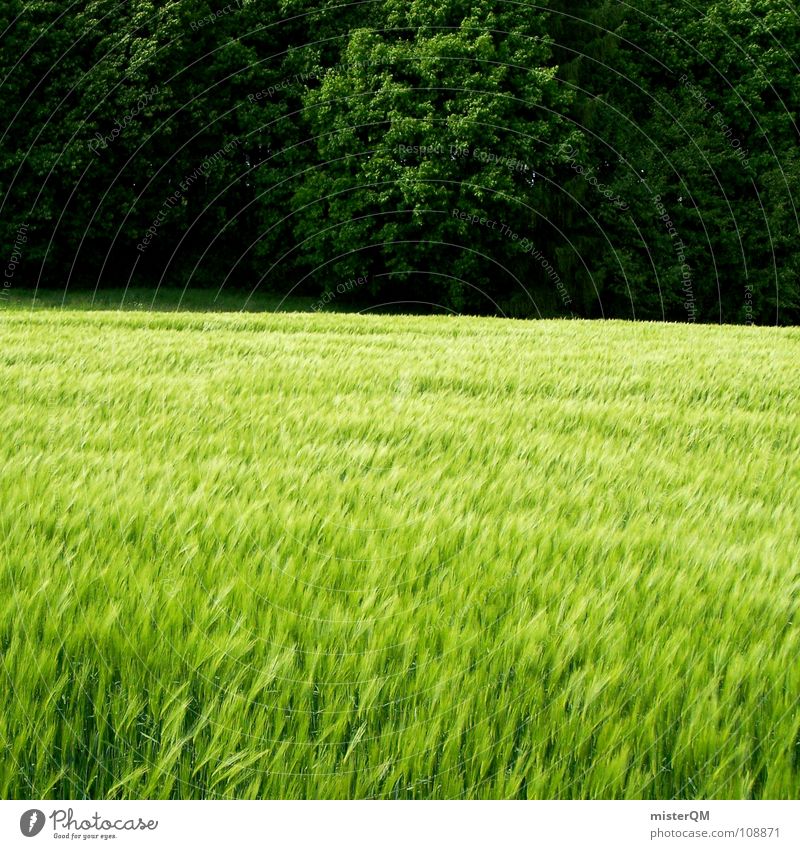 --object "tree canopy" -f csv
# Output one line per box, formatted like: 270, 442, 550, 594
2, 0, 798, 322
